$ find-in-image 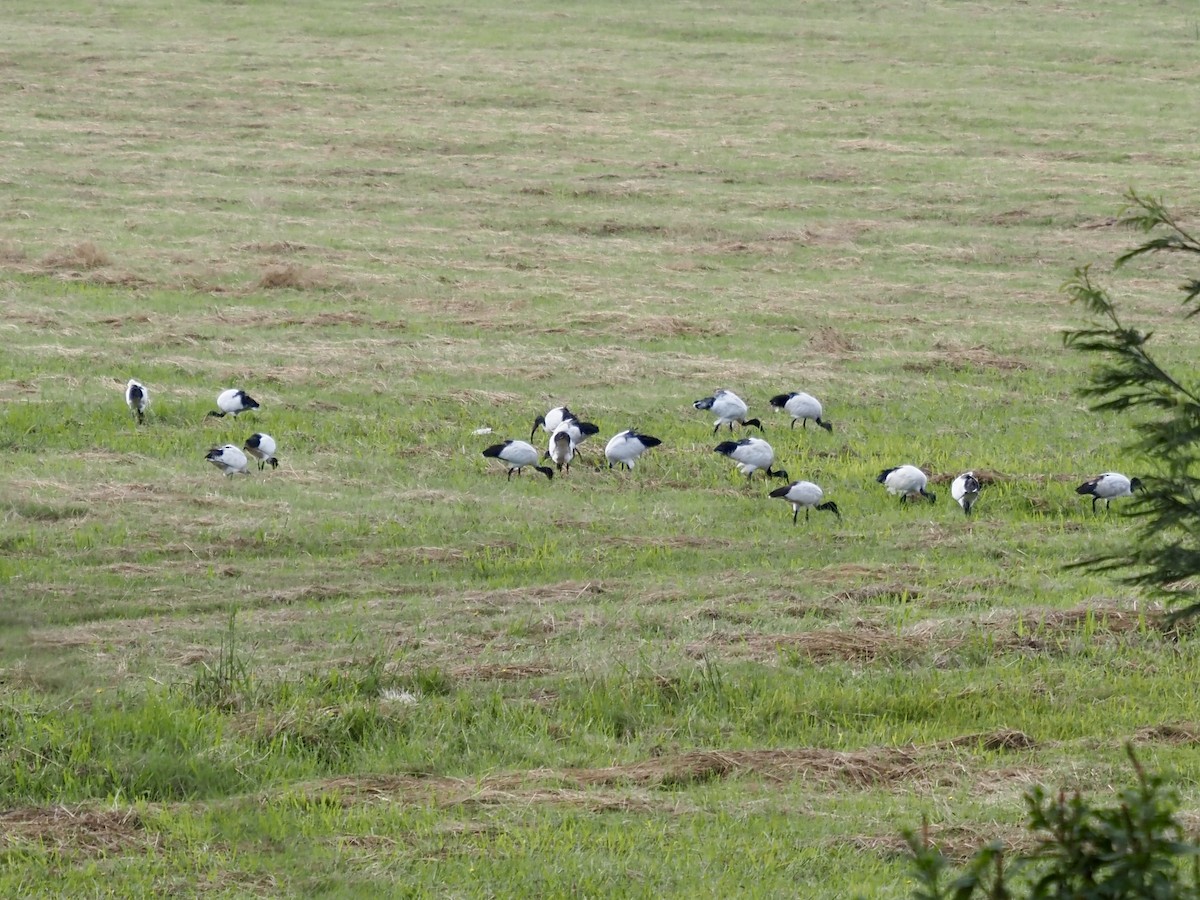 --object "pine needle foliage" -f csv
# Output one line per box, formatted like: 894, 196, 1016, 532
1062, 191, 1200, 619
